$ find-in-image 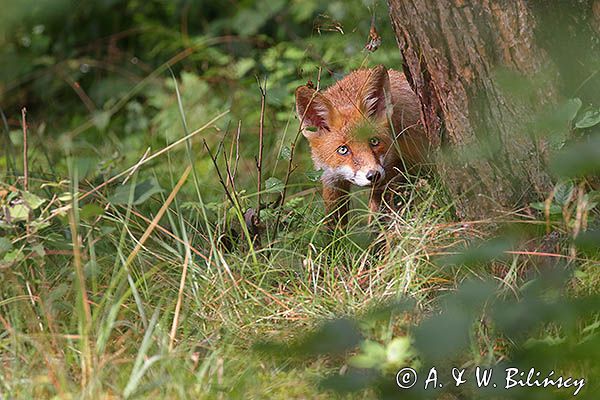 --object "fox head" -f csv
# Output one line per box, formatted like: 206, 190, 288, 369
295, 66, 394, 187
